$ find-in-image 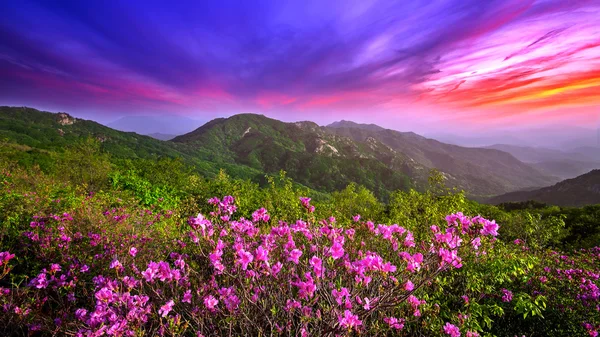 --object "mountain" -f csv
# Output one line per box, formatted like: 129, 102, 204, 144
484, 144, 592, 163
172, 114, 420, 198
489, 170, 600, 207
1, 107, 417, 199
427, 126, 599, 150
0, 106, 261, 180
572, 146, 600, 162
326, 121, 559, 197
1, 106, 563, 200
107, 115, 204, 136
485, 144, 600, 179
